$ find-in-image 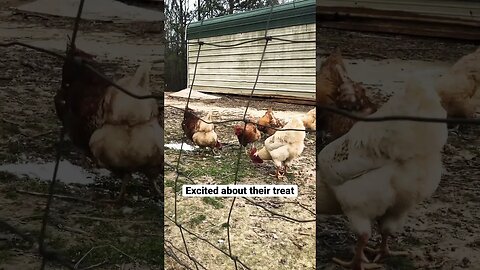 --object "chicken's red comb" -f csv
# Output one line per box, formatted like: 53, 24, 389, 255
234, 125, 243, 136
